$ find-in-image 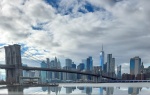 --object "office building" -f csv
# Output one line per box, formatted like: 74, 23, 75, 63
107, 54, 115, 77
40, 61, 47, 83
107, 54, 112, 73
46, 58, 51, 81
66, 59, 72, 68
65, 58, 72, 80
77, 63, 85, 80
86, 56, 93, 71
100, 45, 104, 70
86, 56, 93, 80
103, 62, 107, 73
72, 62, 77, 81
77, 63, 85, 71
130, 56, 141, 78
117, 65, 122, 79
47, 57, 61, 82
